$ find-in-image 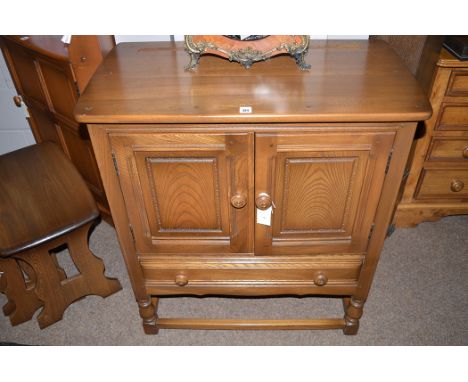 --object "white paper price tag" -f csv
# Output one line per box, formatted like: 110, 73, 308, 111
256, 206, 273, 226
